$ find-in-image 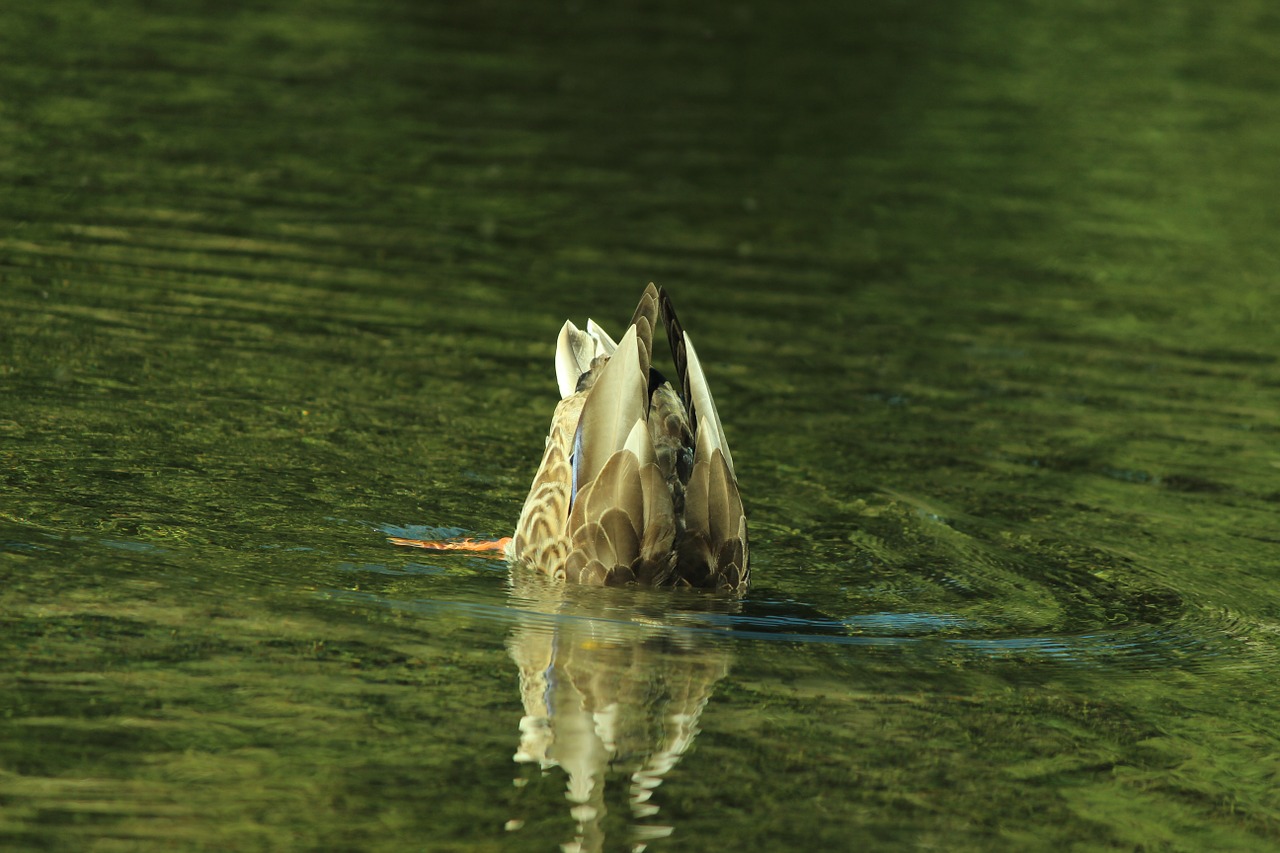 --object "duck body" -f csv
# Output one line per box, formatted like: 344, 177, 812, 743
509, 284, 748, 591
